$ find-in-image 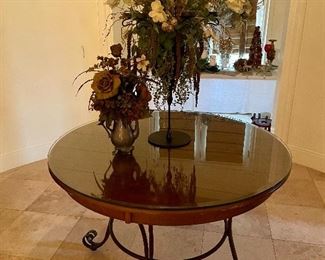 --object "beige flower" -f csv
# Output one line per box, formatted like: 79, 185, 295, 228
225, 0, 246, 14
136, 55, 150, 72
149, 0, 167, 23
91, 71, 121, 100
162, 22, 173, 32
170, 17, 178, 26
